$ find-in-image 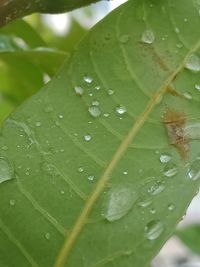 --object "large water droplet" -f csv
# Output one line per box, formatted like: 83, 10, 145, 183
84, 75, 93, 84
145, 220, 164, 240
88, 106, 101, 118
163, 163, 178, 177
188, 159, 200, 181
159, 153, 171, 163
185, 54, 200, 72
102, 185, 138, 222
0, 157, 14, 184
116, 105, 127, 115
74, 86, 84, 96
141, 30, 155, 44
